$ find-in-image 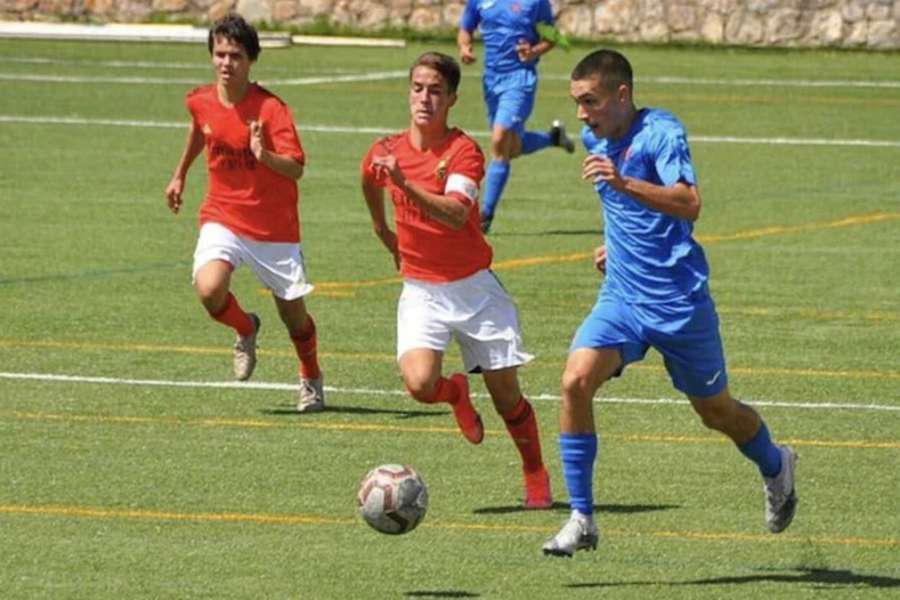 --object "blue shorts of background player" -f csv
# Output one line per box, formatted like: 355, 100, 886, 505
484, 69, 537, 138
571, 290, 728, 398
